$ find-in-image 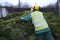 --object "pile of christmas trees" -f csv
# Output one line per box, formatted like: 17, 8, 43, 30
0, 11, 60, 40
